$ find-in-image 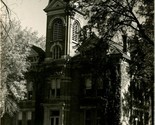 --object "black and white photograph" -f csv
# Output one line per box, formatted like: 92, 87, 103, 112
0, 0, 153, 125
